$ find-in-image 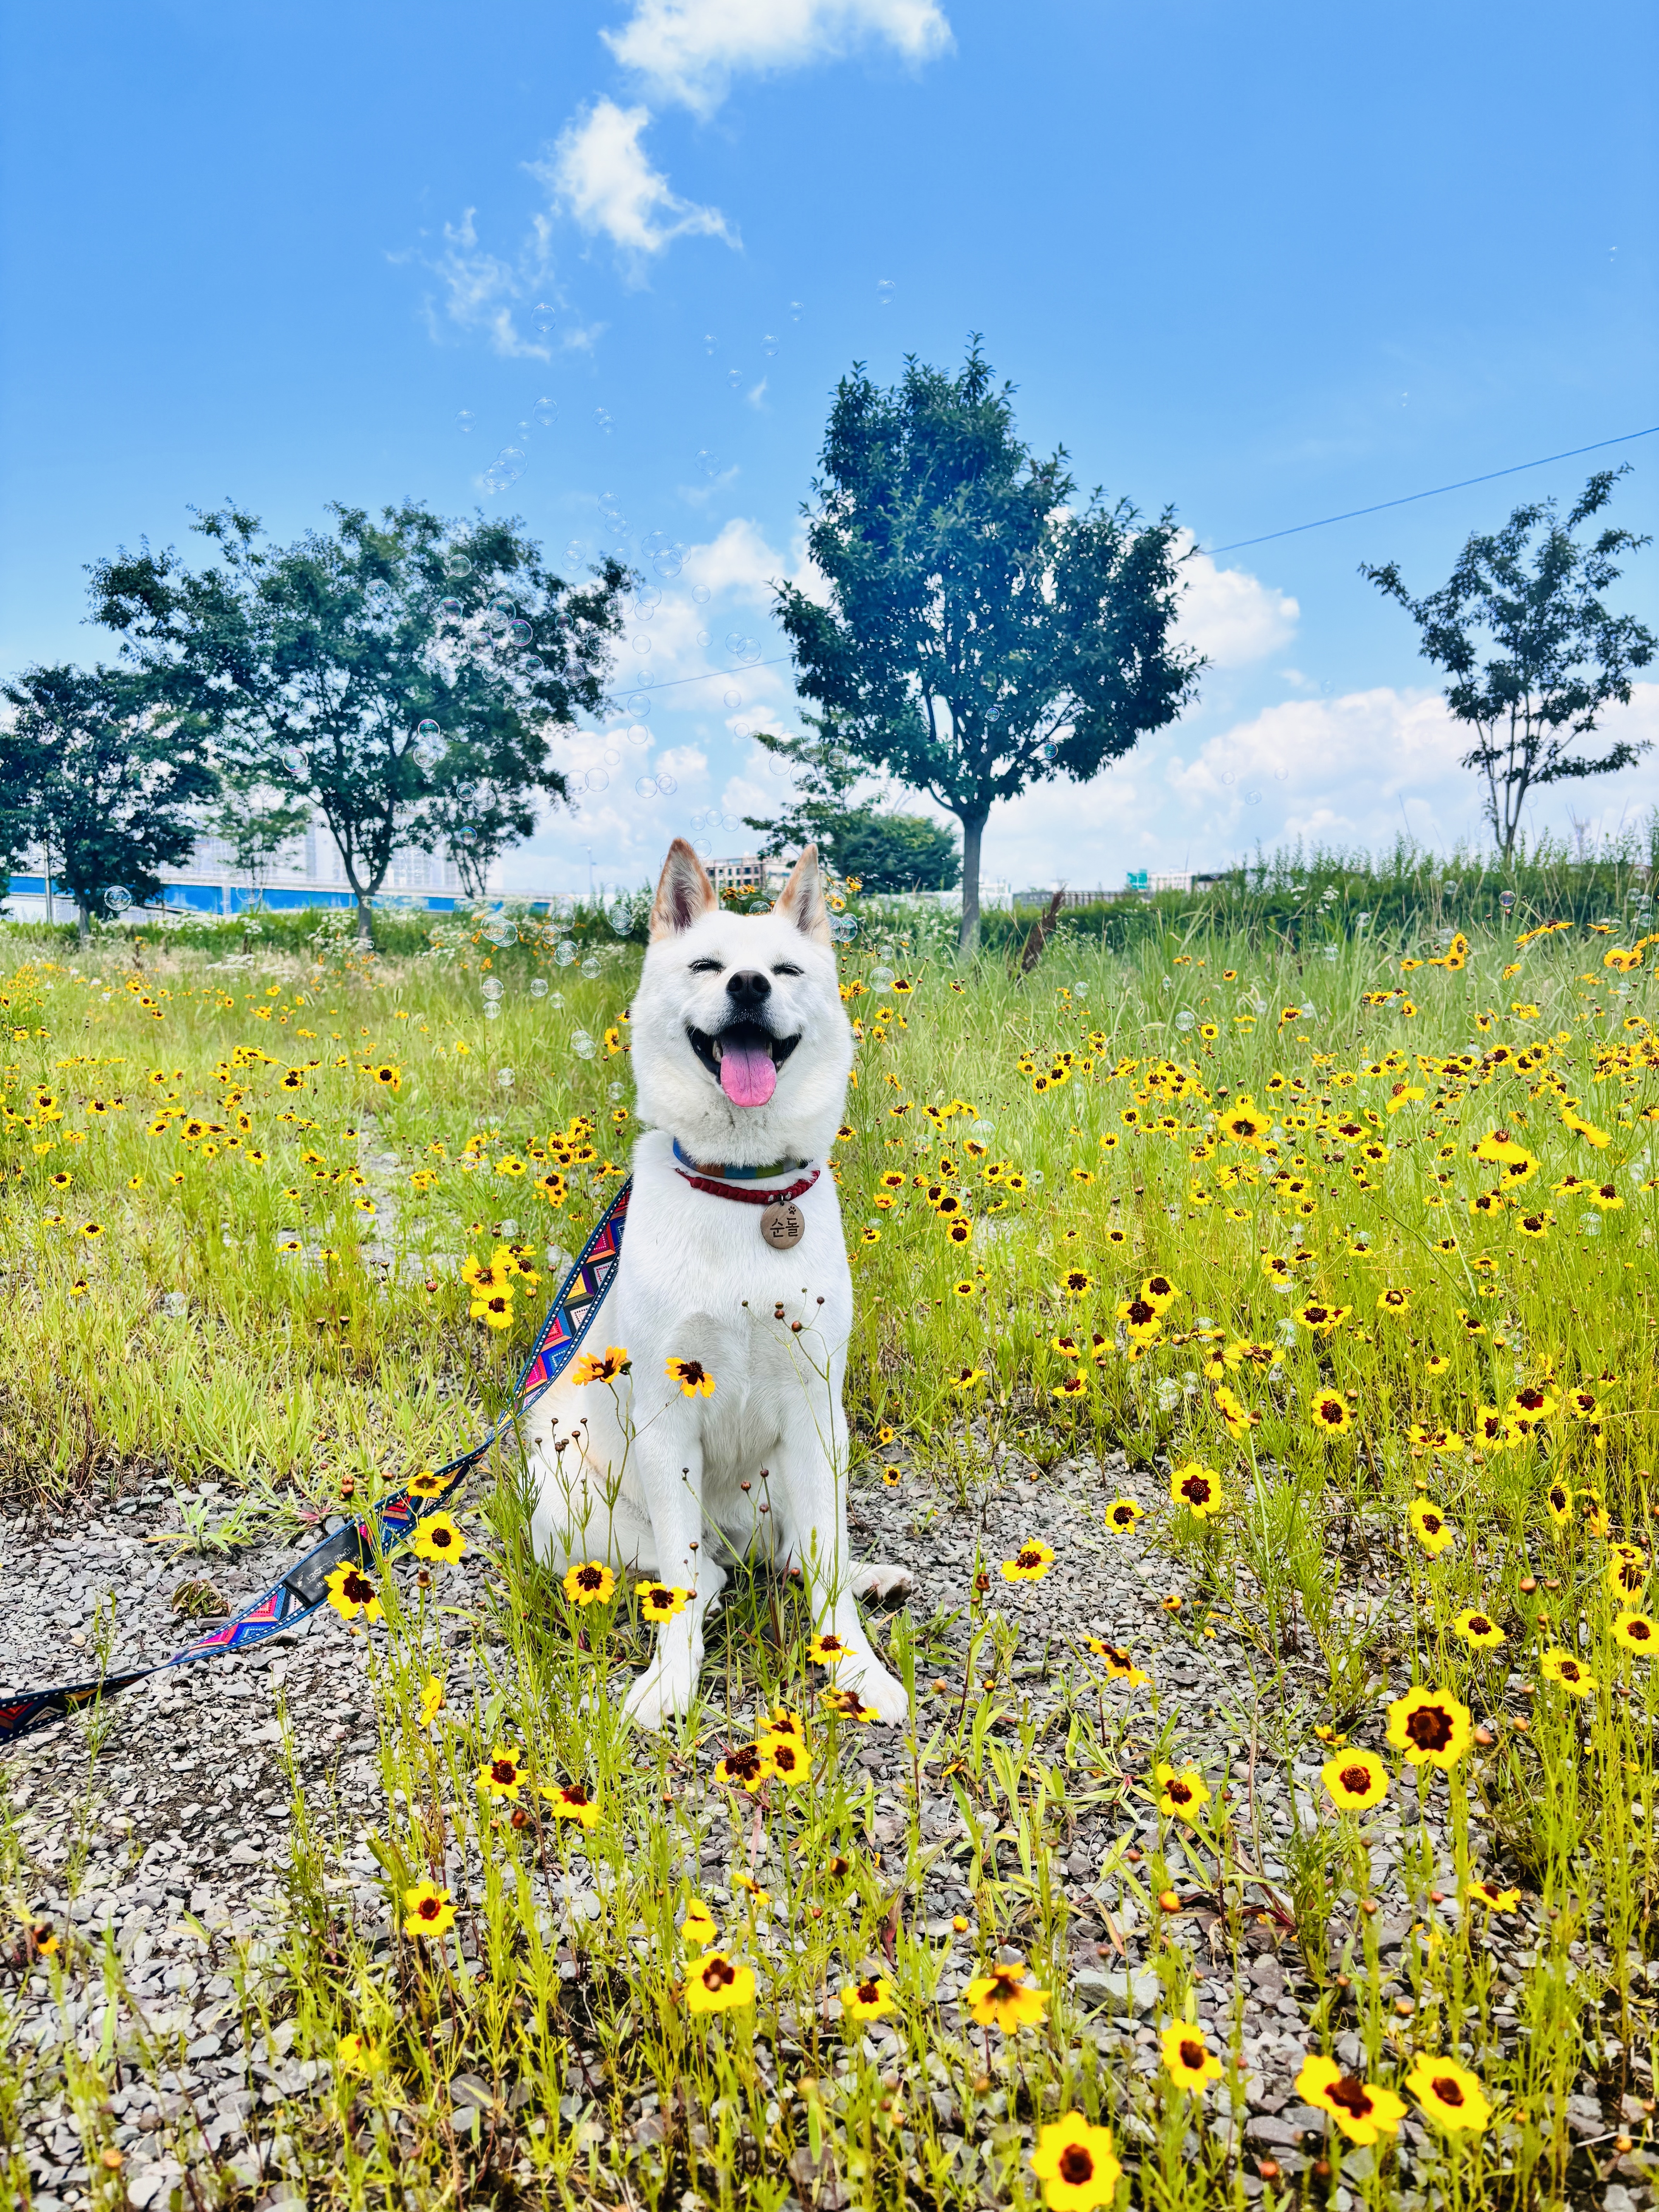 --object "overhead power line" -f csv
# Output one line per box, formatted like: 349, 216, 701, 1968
1202, 424, 1659, 555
